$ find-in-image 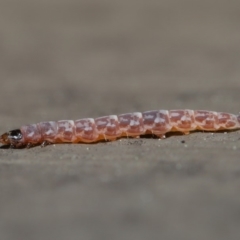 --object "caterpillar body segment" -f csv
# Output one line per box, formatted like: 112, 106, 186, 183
0, 109, 240, 148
